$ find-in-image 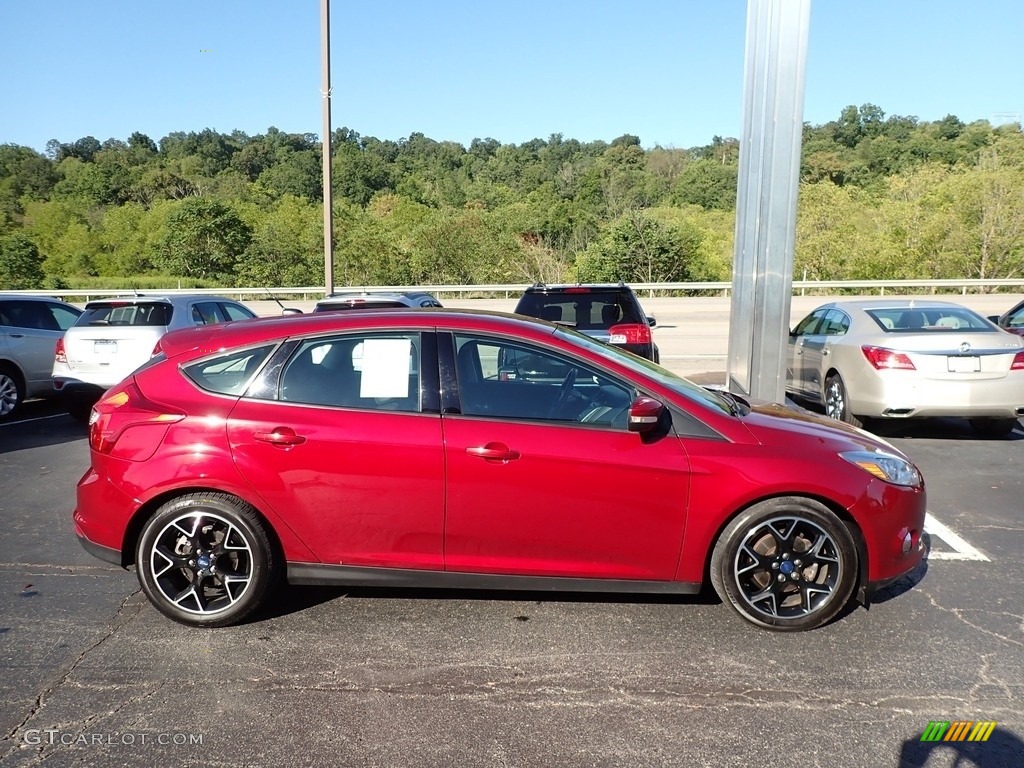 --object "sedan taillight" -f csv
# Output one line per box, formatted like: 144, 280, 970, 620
55, 337, 67, 364
609, 323, 653, 345
1012, 351, 1024, 370
89, 381, 184, 458
861, 346, 916, 370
